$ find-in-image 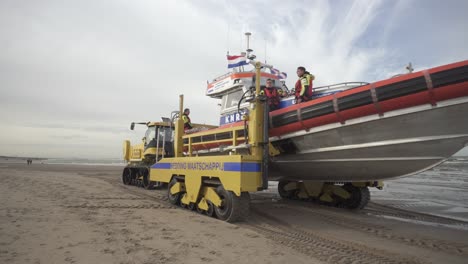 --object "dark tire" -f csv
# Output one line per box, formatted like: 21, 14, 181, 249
152, 181, 165, 190
197, 201, 215, 217
167, 178, 182, 205
141, 169, 154, 190
206, 201, 215, 217
122, 168, 131, 185
214, 186, 250, 222
130, 169, 138, 186
278, 180, 296, 199
188, 203, 196, 211
343, 185, 370, 210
